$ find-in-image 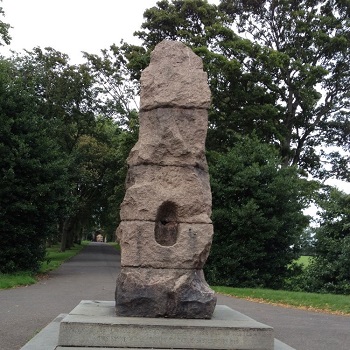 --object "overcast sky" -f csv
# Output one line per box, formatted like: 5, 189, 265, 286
2, 0, 219, 62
